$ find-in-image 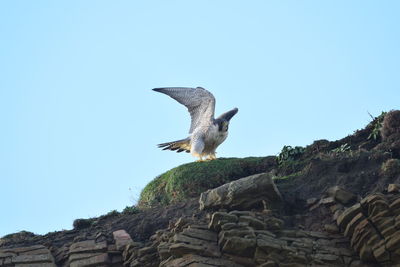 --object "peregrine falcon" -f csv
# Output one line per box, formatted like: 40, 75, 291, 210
153, 87, 238, 161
